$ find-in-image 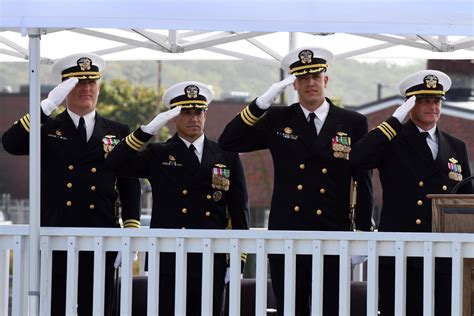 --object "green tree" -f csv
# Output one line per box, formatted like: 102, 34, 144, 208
97, 79, 170, 140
